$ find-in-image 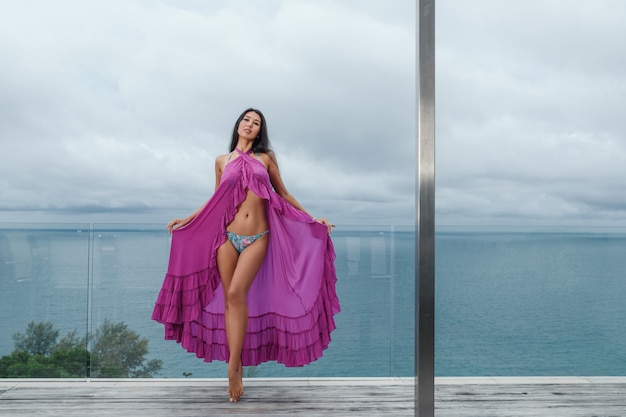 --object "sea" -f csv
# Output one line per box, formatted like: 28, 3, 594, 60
1, 224, 625, 378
